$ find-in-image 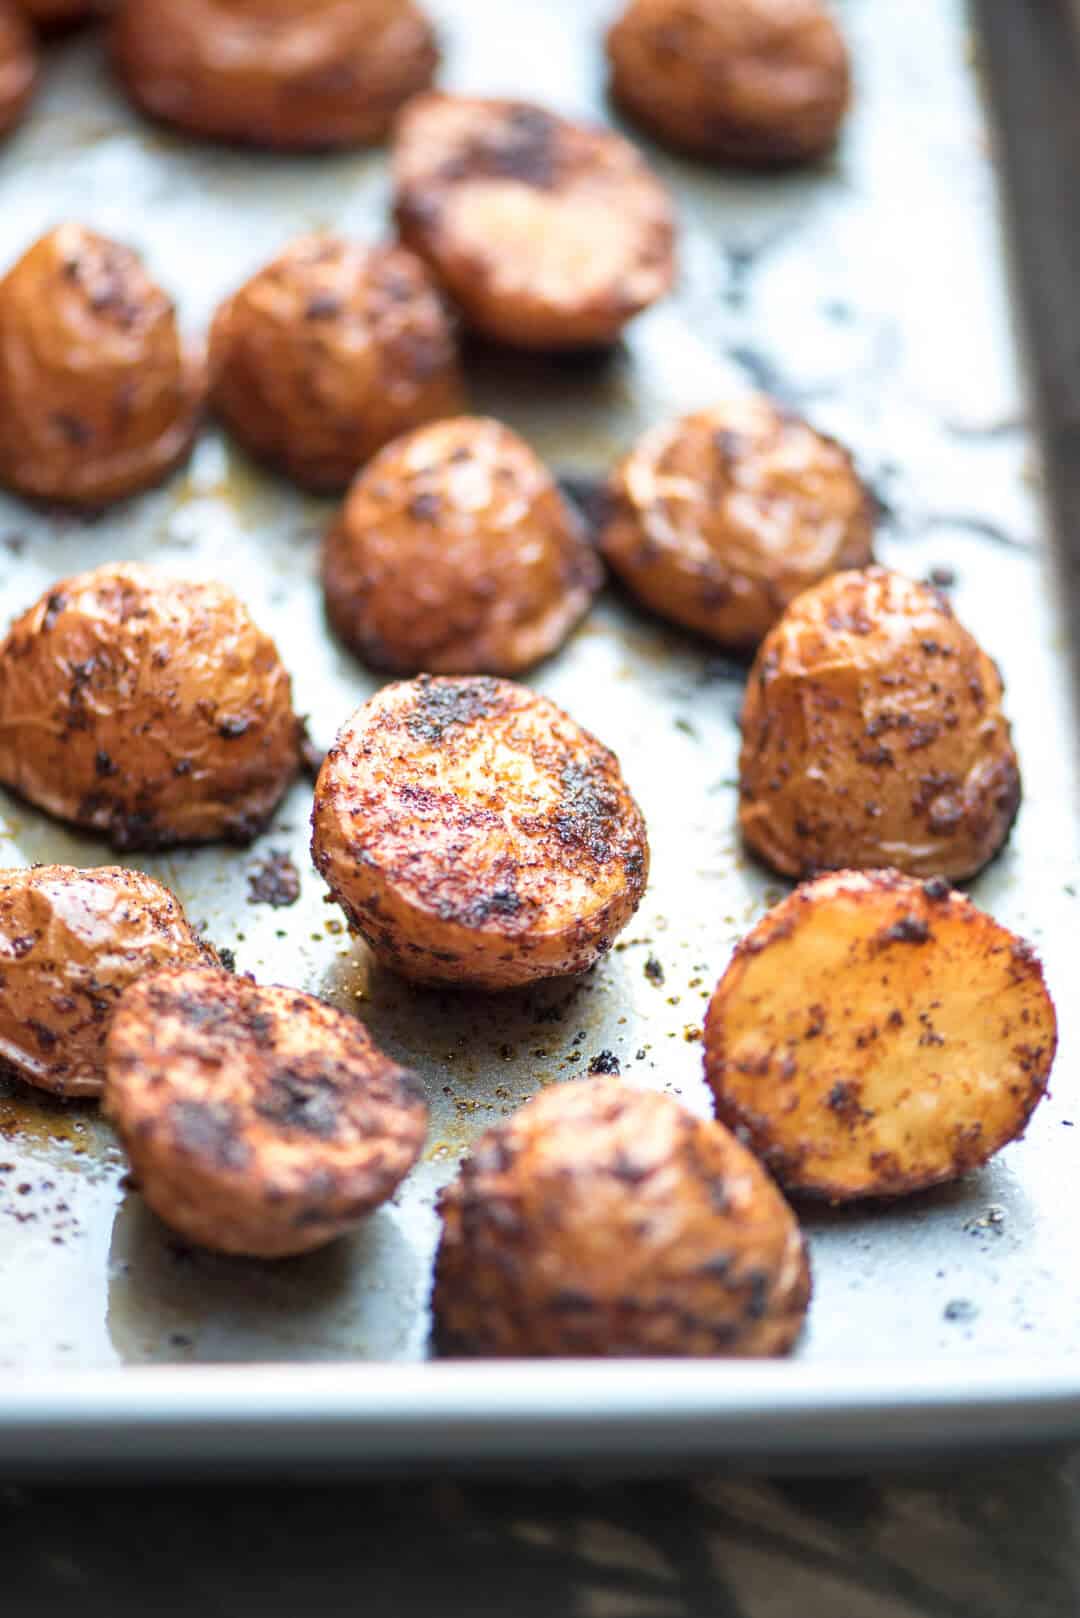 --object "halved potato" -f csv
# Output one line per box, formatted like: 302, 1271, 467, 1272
104, 966, 428, 1257
704, 869, 1057, 1202
311, 675, 649, 989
